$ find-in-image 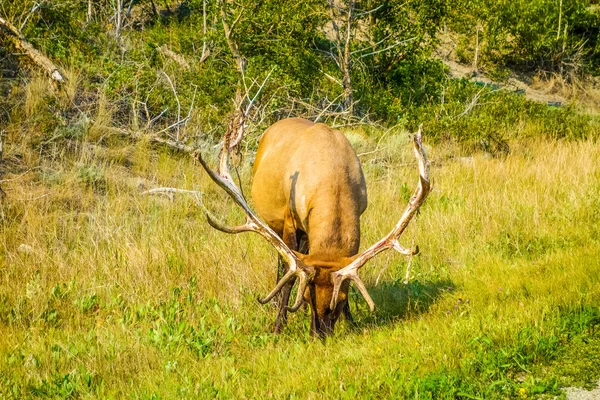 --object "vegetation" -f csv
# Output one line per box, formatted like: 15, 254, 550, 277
1, 132, 600, 398
1, 0, 600, 398
2, 0, 600, 146
449, 0, 600, 76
